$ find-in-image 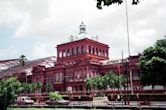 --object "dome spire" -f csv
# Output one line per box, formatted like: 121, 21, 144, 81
79, 21, 86, 34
